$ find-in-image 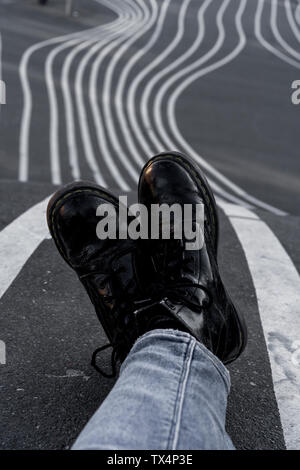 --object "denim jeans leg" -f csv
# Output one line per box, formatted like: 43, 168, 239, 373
72, 329, 234, 450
